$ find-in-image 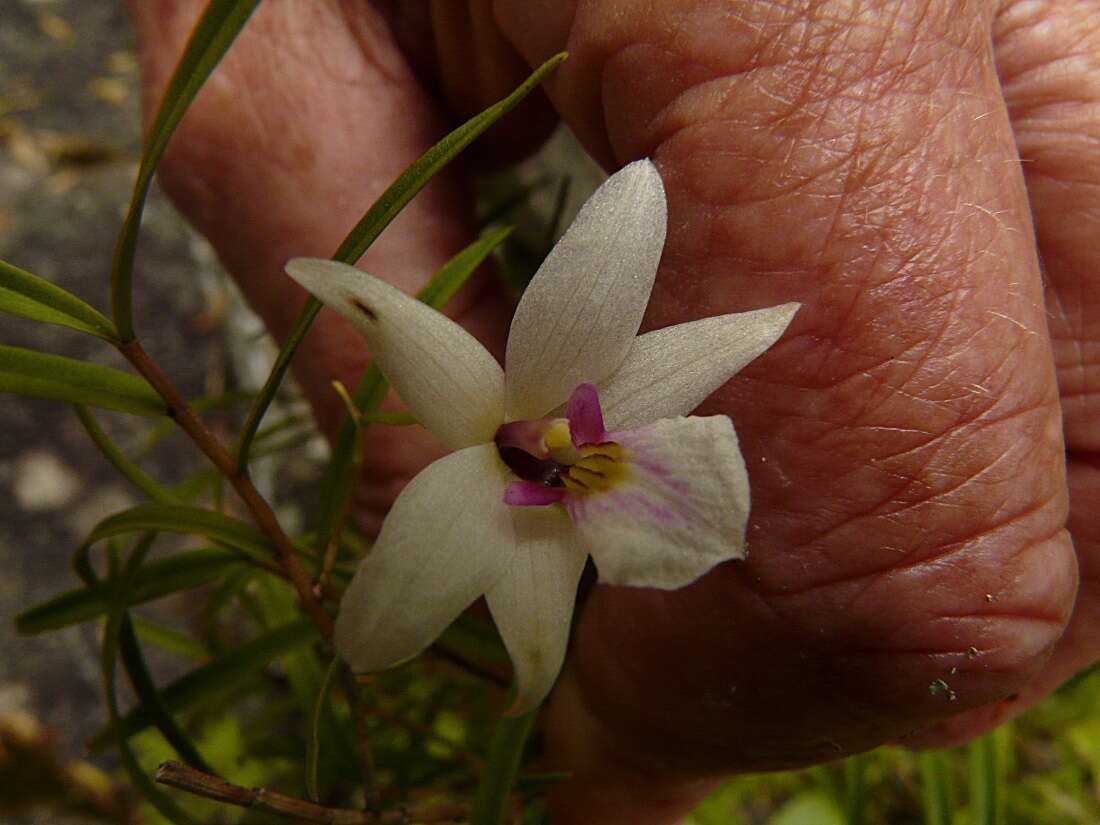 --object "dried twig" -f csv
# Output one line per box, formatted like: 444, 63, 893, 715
154, 761, 467, 824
